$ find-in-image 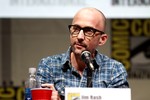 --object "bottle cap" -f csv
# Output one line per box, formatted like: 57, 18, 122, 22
29, 67, 36, 74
